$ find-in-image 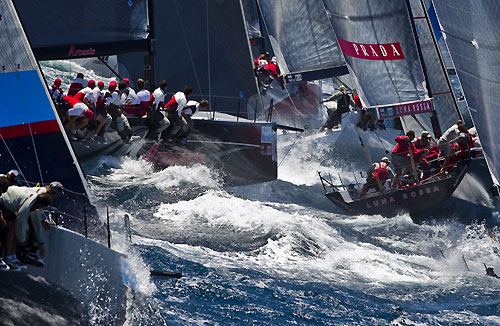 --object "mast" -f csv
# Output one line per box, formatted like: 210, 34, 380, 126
404, 0, 443, 138
416, 0, 463, 121
144, 0, 156, 90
